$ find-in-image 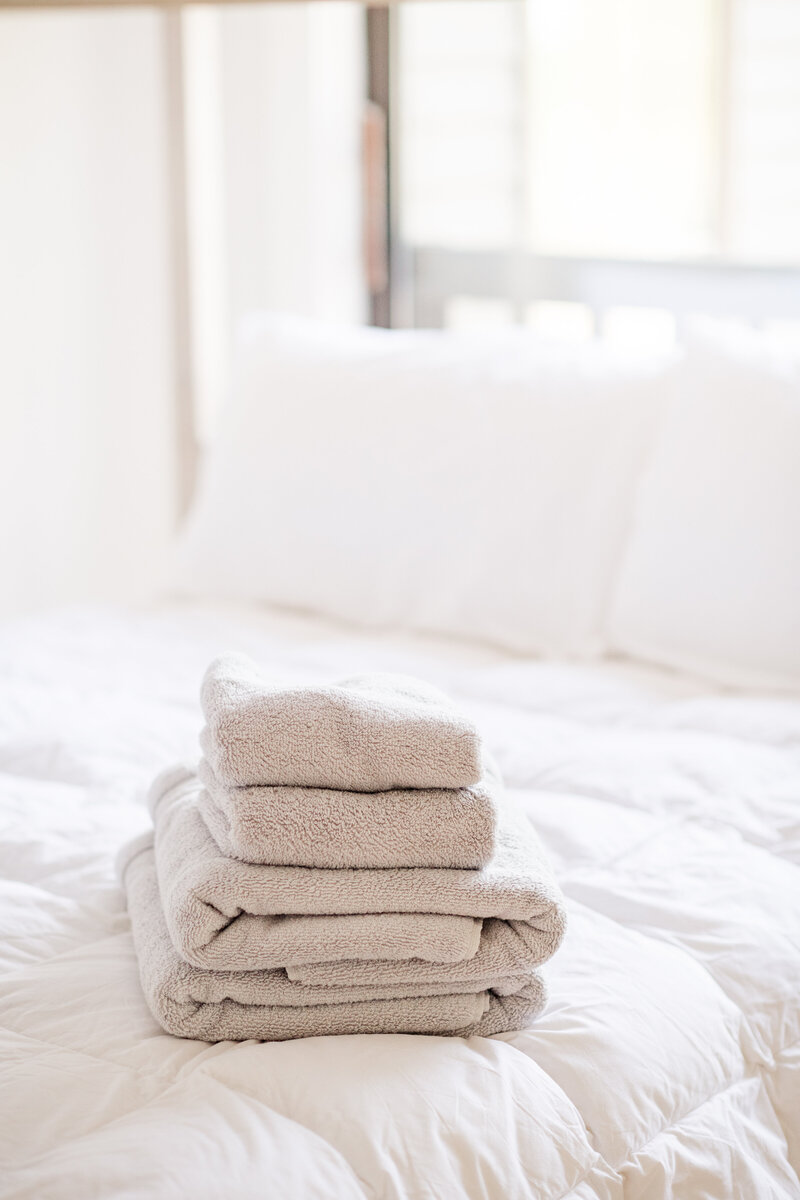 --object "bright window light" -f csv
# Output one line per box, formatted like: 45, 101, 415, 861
397, 0, 800, 265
